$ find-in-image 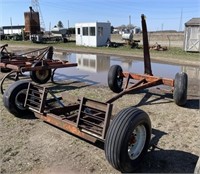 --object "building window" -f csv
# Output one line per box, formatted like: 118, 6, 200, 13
77, 28, 80, 35
98, 27, 103, 36
83, 27, 88, 36
90, 27, 95, 36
